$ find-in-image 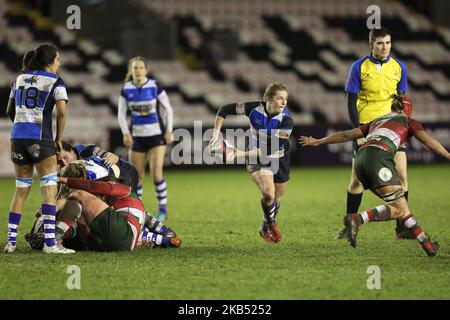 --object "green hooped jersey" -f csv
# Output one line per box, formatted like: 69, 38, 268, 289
359, 112, 424, 155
